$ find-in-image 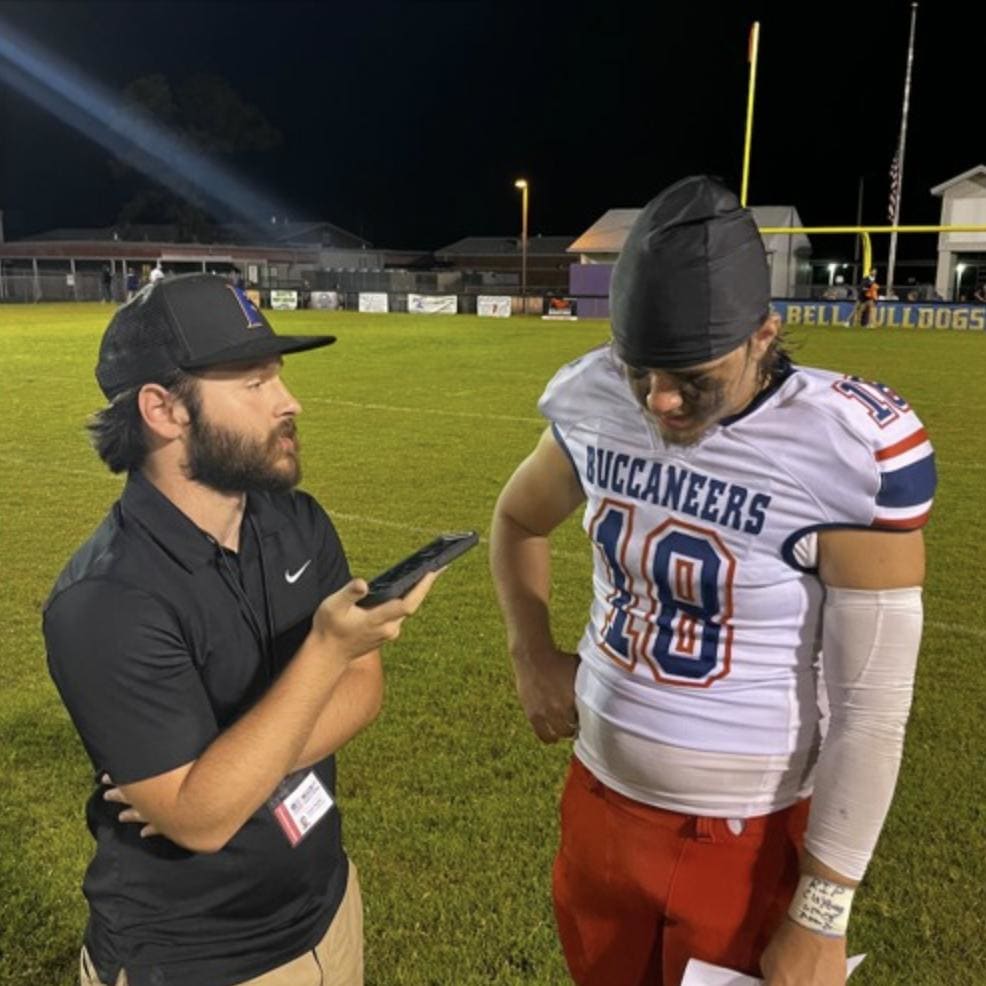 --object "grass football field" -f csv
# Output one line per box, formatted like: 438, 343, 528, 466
1, 304, 984, 985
